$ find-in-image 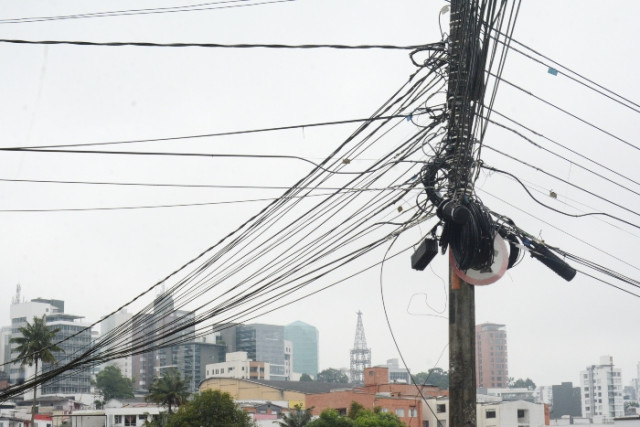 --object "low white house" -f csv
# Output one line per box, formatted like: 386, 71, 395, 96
71, 399, 165, 427
421, 398, 547, 427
